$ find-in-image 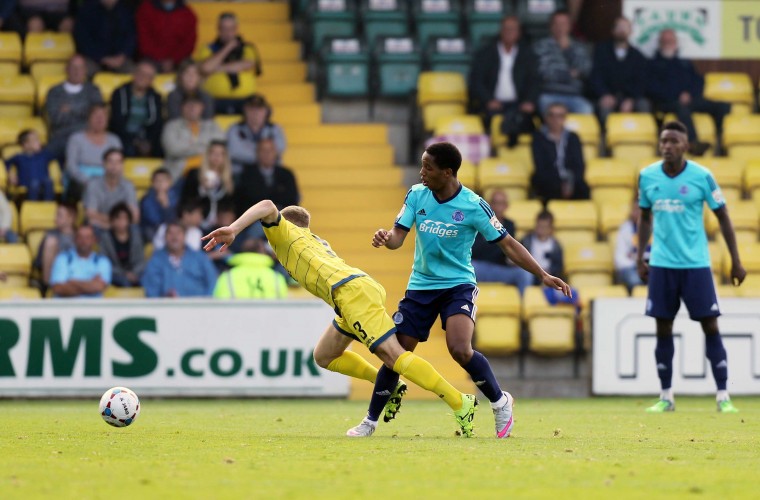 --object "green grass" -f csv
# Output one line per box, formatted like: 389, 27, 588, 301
1, 397, 758, 499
